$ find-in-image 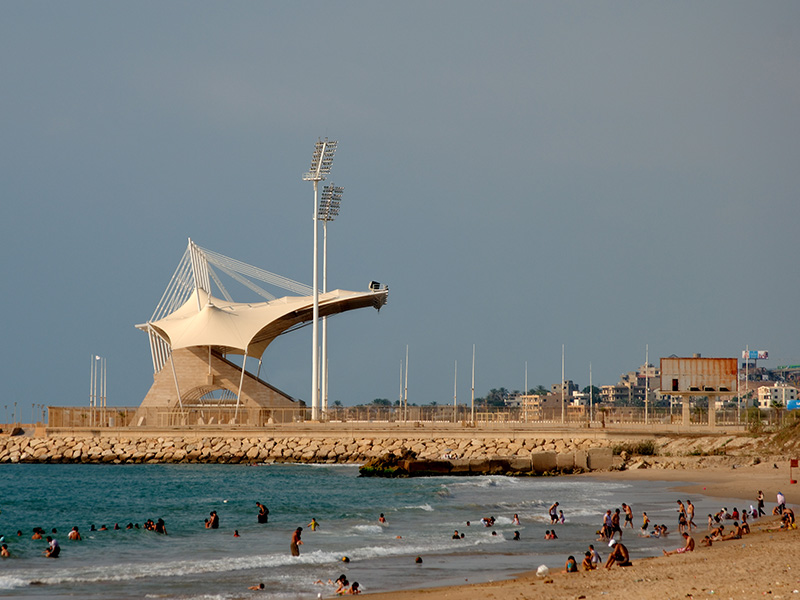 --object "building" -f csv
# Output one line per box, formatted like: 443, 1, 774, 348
757, 384, 799, 409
